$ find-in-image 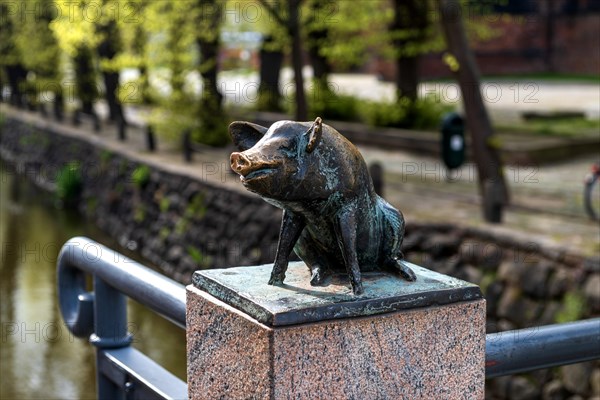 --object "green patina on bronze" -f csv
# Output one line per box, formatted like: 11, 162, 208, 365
192, 262, 482, 326
229, 117, 416, 295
